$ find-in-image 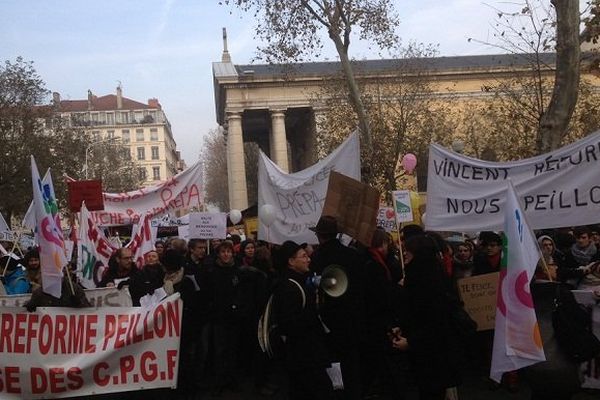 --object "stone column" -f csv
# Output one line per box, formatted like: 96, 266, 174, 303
226, 112, 248, 210
270, 109, 289, 172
